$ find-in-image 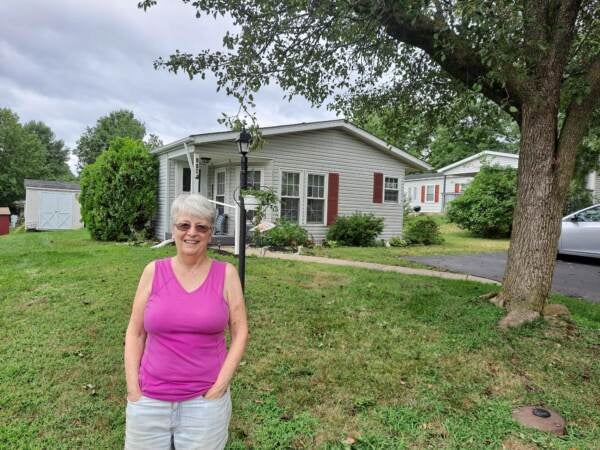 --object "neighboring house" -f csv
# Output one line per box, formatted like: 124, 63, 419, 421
404, 151, 519, 213
151, 119, 431, 243
24, 179, 83, 230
